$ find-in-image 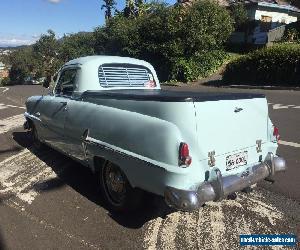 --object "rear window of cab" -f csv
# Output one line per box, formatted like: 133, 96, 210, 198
98, 63, 156, 88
